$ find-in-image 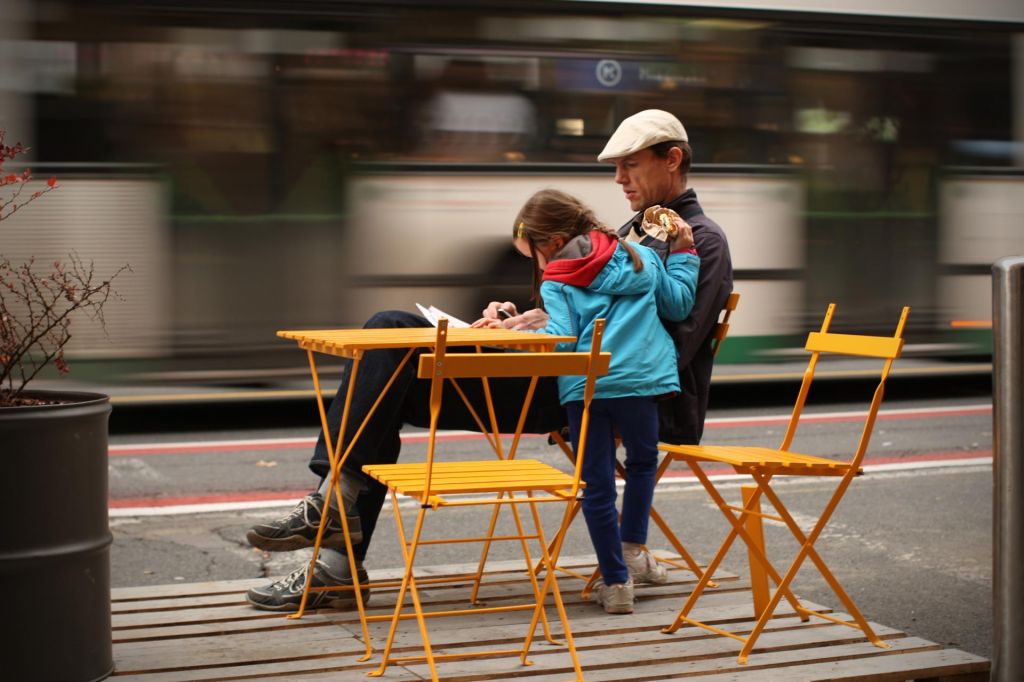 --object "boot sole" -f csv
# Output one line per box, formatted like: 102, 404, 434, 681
245, 530, 363, 552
